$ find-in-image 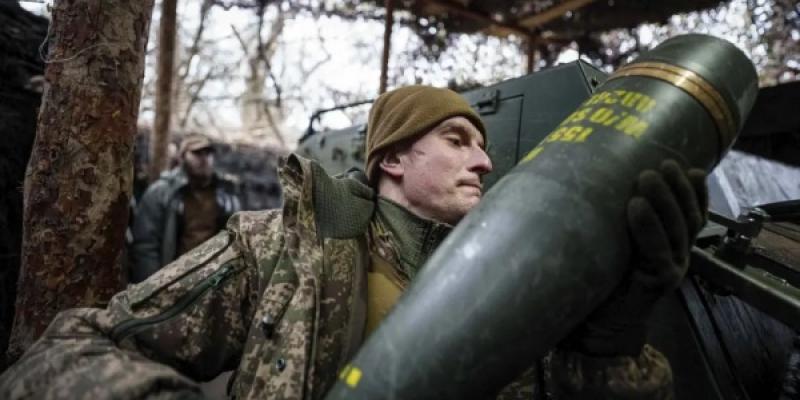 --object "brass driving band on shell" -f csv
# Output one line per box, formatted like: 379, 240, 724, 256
608, 61, 737, 145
